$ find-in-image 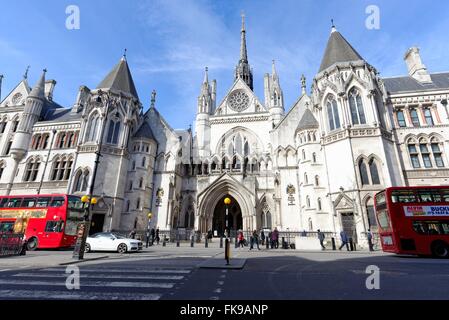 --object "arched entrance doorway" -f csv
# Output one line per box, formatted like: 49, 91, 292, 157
212, 195, 243, 237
